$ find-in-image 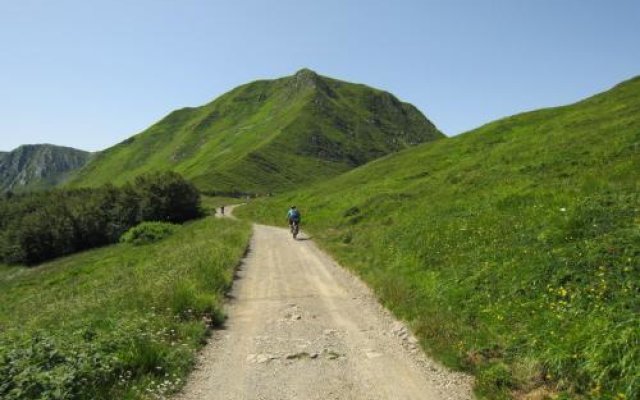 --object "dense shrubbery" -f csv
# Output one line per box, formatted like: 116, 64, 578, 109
0, 171, 201, 265
0, 317, 200, 400
120, 222, 177, 245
